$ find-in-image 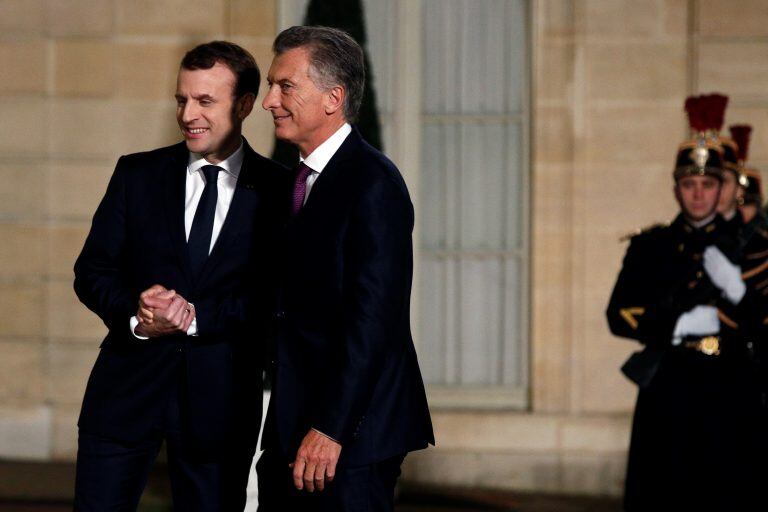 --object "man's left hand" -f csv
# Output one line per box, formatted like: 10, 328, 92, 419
290, 429, 342, 492
703, 246, 746, 304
